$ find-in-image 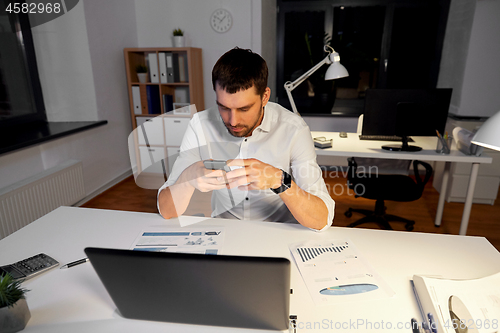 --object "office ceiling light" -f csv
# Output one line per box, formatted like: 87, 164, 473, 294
471, 110, 500, 151
284, 45, 348, 115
